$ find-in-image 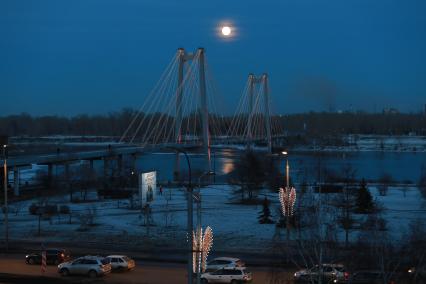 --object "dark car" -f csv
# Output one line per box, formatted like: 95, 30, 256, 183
26, 249, 70, 265
339, 271, 396, 284
407, 266, 426, 283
